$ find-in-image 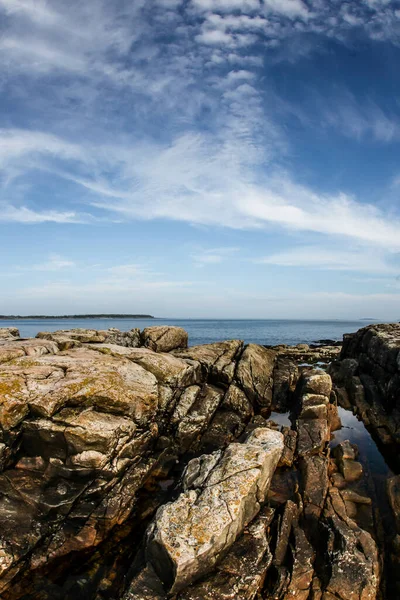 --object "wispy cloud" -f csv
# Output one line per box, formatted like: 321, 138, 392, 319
0, 202, 82, 224
1, 128, 400, 251
320, 94, 400, 143
0, 0, 400, 322
30, 254, 76, 271
191, 246, 239, 266
256, 246, 398, 273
